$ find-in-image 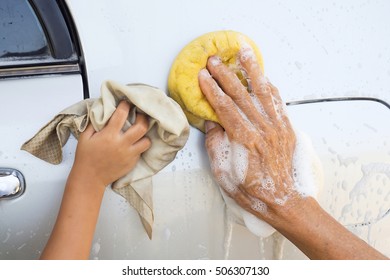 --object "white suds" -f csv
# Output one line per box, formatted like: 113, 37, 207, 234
220, 129, 323, 239
92, 242, 101, 255
272, 95, 287, 122
209, 56, 222, 66
292, 130, 323, 197
223, 209, 235, 260
237, 40, 258, 62
249, 93, 267, 116
212, 133, 249, 193
241, 210, 276, 237
274, 196, 289, 206
261, 177, 276, 191
249, 196, 268, 214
